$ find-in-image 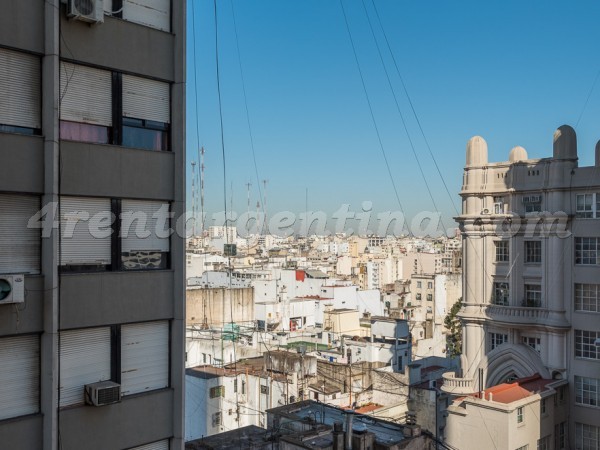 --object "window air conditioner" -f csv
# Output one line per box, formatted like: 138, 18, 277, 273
85, 381, 121, 406
481, 208, 491, 215
0, 275, 25, 305
67, 0, 104, 24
